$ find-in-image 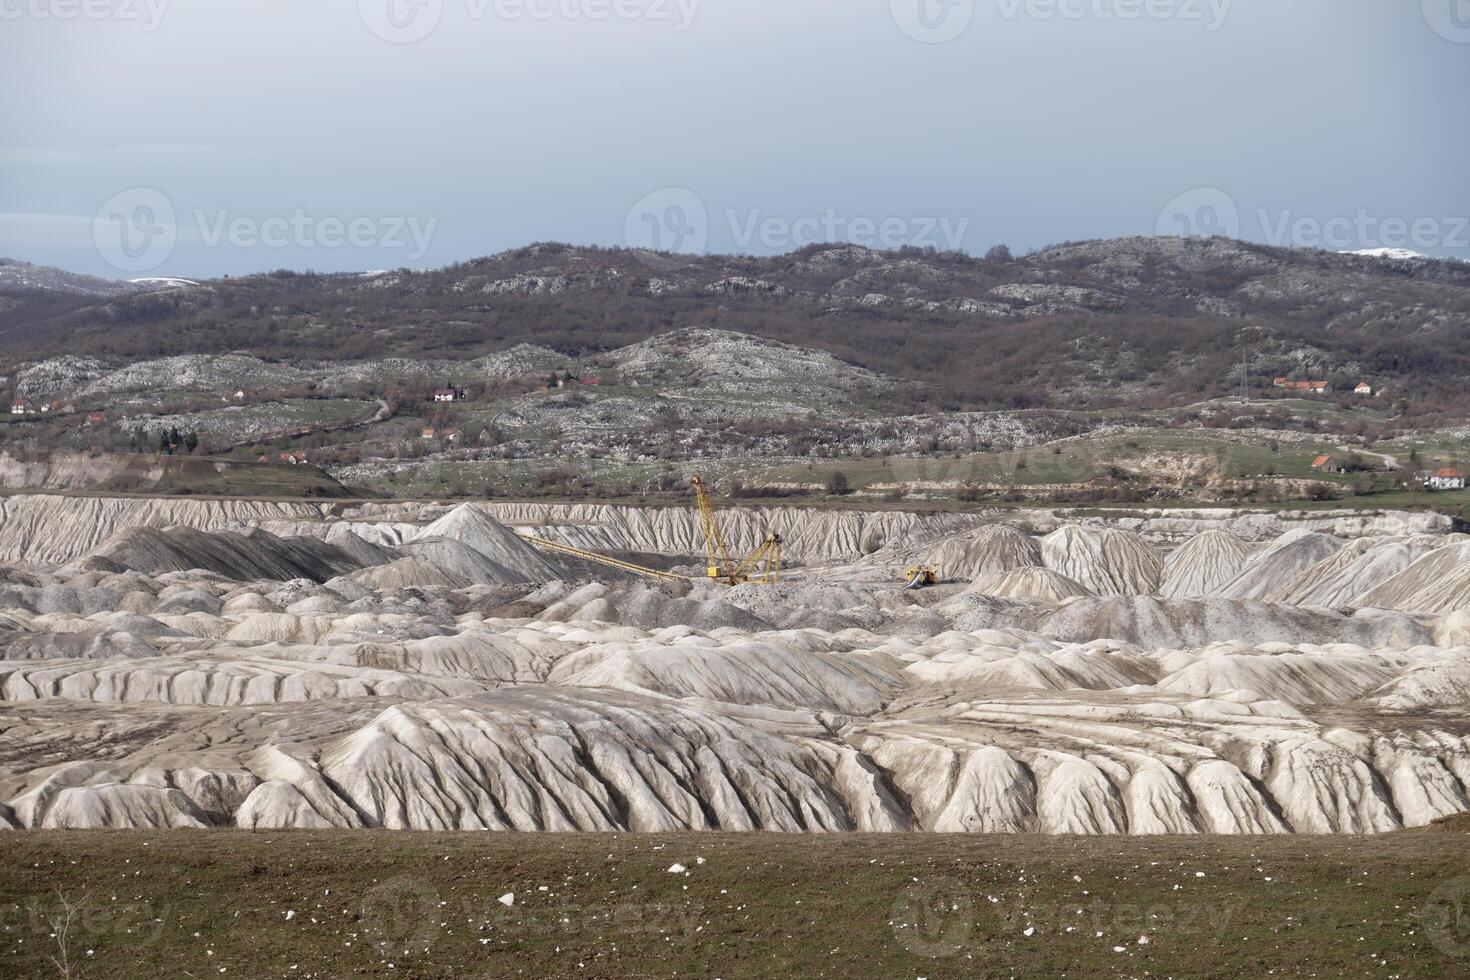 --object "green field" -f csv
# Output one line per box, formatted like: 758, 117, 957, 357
755, 430, 1353, 489
3, 826, 1468, 979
